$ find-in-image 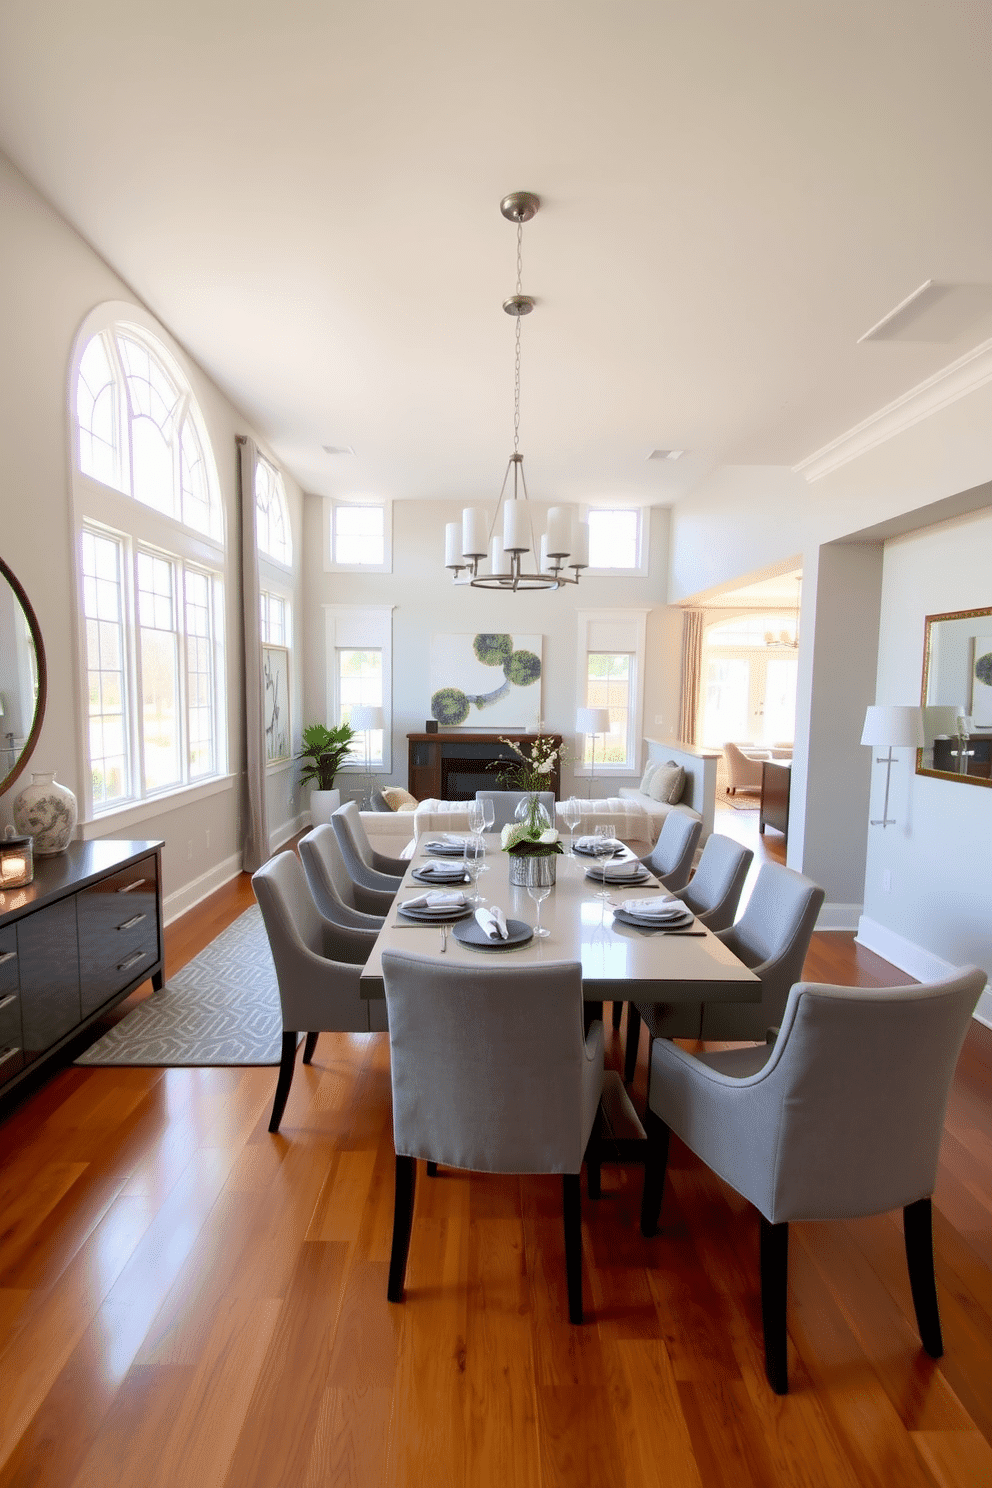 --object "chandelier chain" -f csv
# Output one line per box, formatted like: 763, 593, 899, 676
513, 219, 523, 454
